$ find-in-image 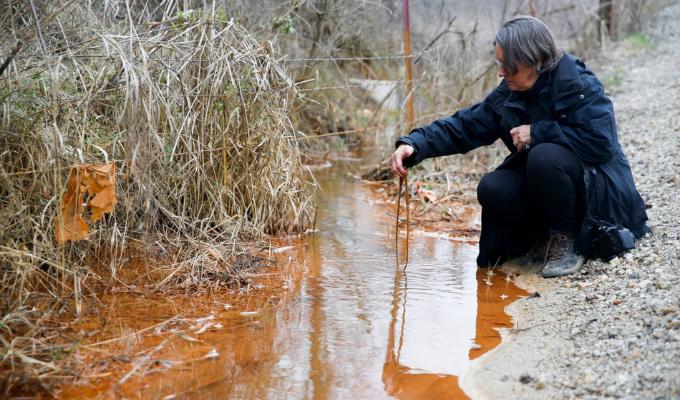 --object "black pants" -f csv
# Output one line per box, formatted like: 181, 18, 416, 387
475, 143, 586, 267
